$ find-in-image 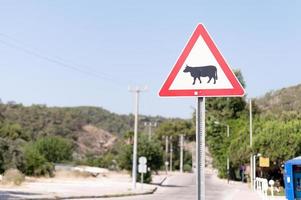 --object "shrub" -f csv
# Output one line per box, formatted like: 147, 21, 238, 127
118, 135, 164, 172
85, 153, 117, 170
118, 134, 164, 183
137, 171, 152, 183
2, 168, 25, 185
34, 136, 73, 163
183, 164, 192, 172
24, 144, 54, 176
